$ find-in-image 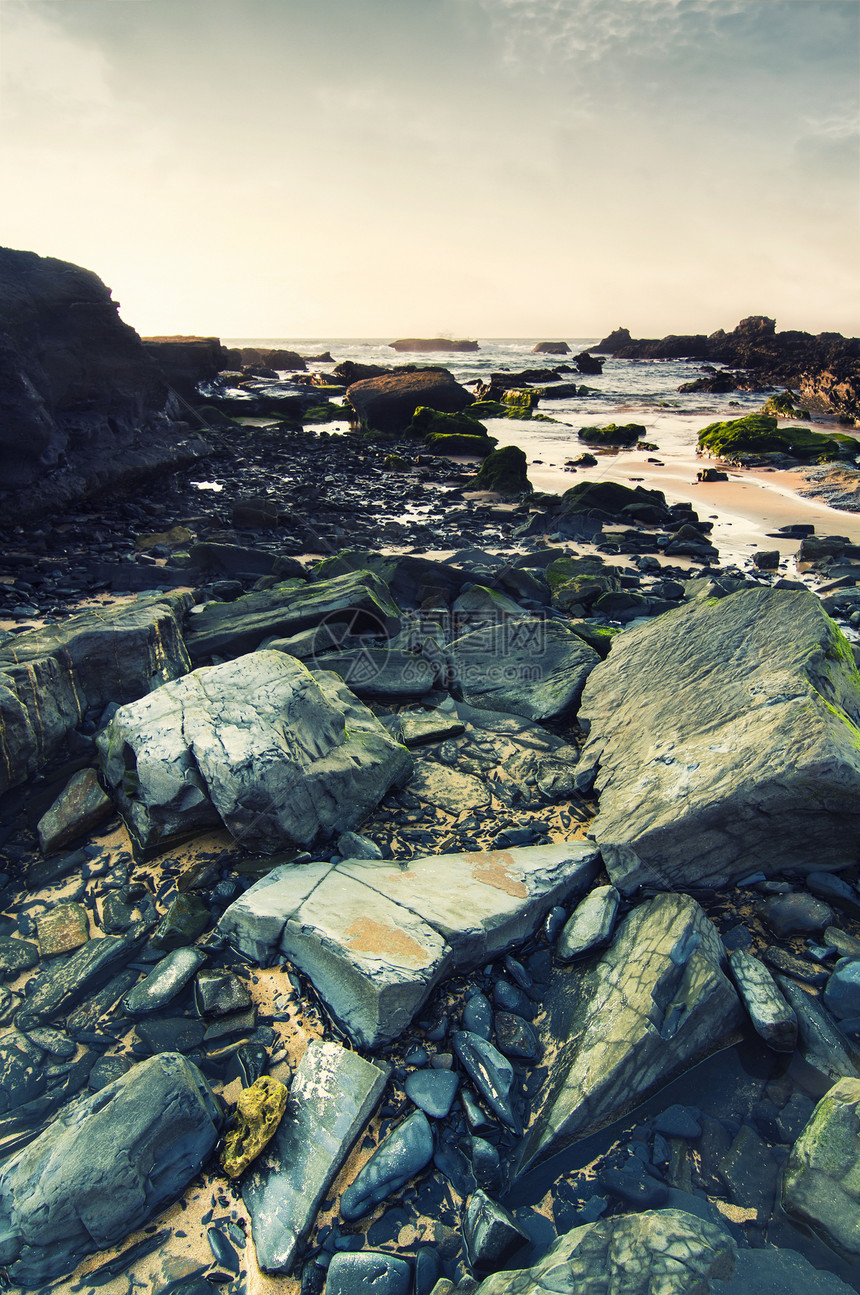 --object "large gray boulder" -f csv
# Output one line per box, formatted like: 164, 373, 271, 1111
783, 1076, 860, 1257
218, 841, 600, 1047
97, 651, 412, 853
346, 368, 472, 434
469, 1209, 736, 1295
575, 588, 860, 891
448, 619, 600, 721
516, 892, 743, 1177
0, 591, 191, 795
184, 567, 400, 661
0, 1052, 222, 1286
243, 1040, 388, 1272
